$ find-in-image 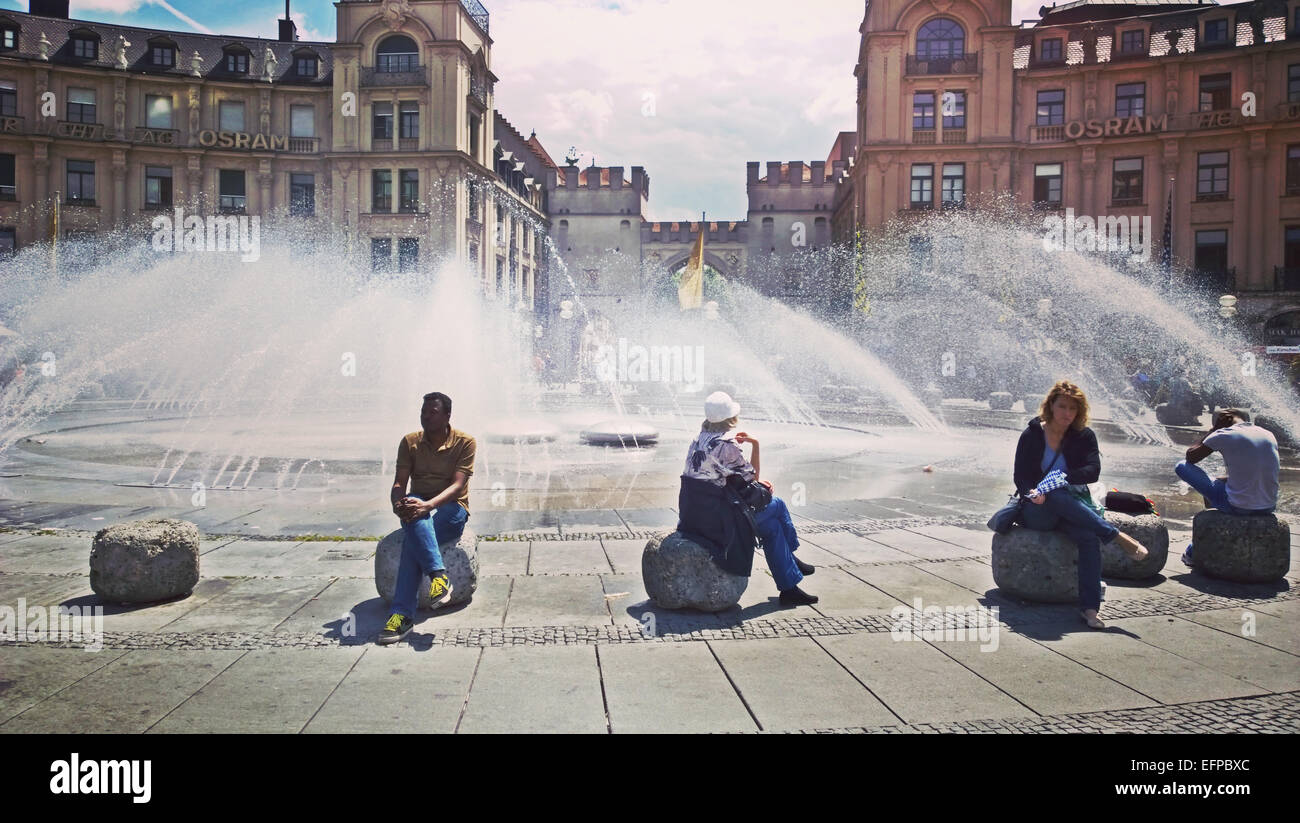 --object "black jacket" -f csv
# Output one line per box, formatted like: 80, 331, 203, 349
1013, 417, 1102, 495
676, 476, 757, 577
